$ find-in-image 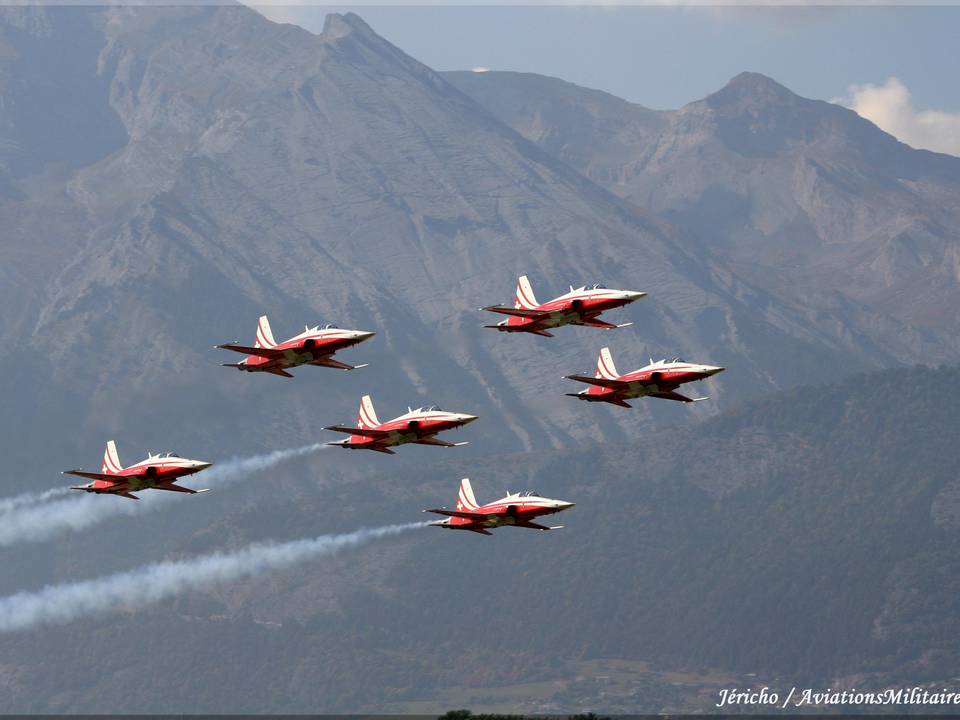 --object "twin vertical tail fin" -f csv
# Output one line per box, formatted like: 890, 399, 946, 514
101, 440, 122, 475
514, 275, 539, 310
458, 478, 479, 511
596, 346, 620, 380
357, 394, 381, 429
254, 315, 277, 350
